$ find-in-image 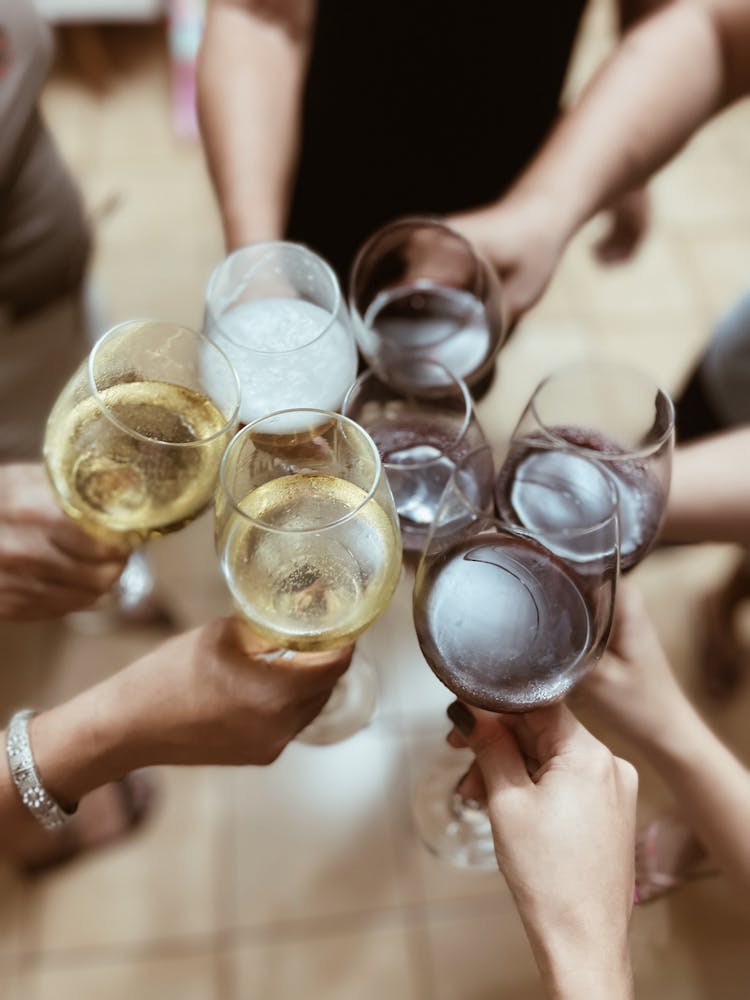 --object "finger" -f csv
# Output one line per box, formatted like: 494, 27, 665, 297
0, 579, 105, 620
456, 761, 488, 806
447, 702, 530, 791
502, 702, 599, 763
49, 521, 129, 563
